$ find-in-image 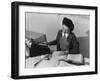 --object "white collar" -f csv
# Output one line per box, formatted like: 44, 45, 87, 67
62, 32, 69, 38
